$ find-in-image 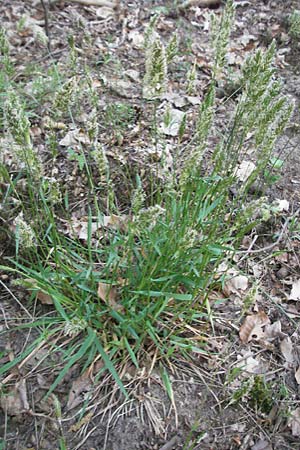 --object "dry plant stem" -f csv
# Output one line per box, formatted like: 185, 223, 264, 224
0, 305, 9, 329
103, 400, 135, 450
73, 425, 98, 450
239, 403, 270, 442
0, 339, 47, 387
40, 0, 51, 52
64, 0, 116, 6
